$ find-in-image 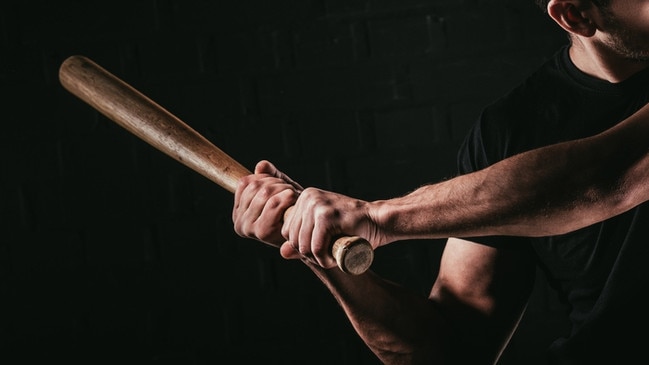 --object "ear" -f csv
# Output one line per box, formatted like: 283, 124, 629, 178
547, 0, 597, 37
